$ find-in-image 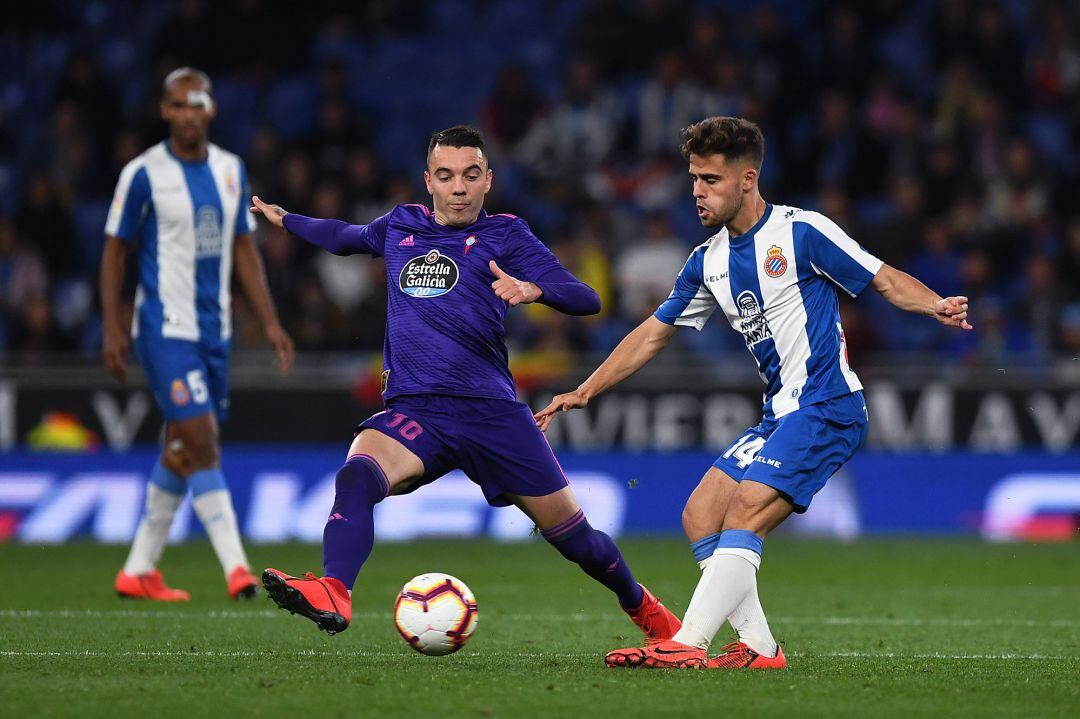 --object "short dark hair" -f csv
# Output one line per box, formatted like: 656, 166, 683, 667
679, 117, 764, 169
427, 125, 486, 161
